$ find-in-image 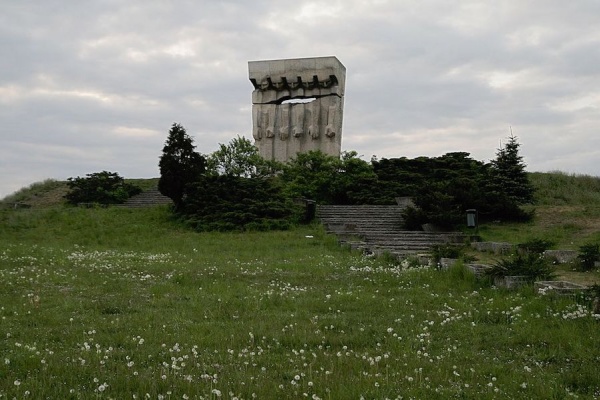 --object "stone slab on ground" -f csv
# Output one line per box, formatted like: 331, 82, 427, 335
543, 250, 578, 264
535, 281, 588, 296
471, 242, 514, 254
